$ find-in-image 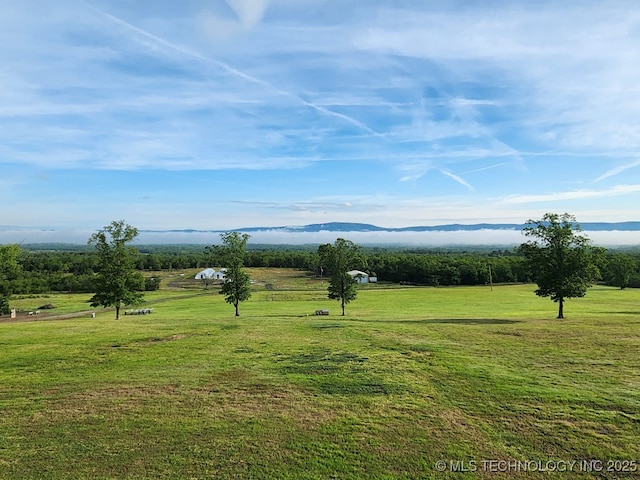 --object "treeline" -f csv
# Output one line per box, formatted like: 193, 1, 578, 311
10, 250, 162, 295
4, 245, 640, 295
363, 251, 531, 285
